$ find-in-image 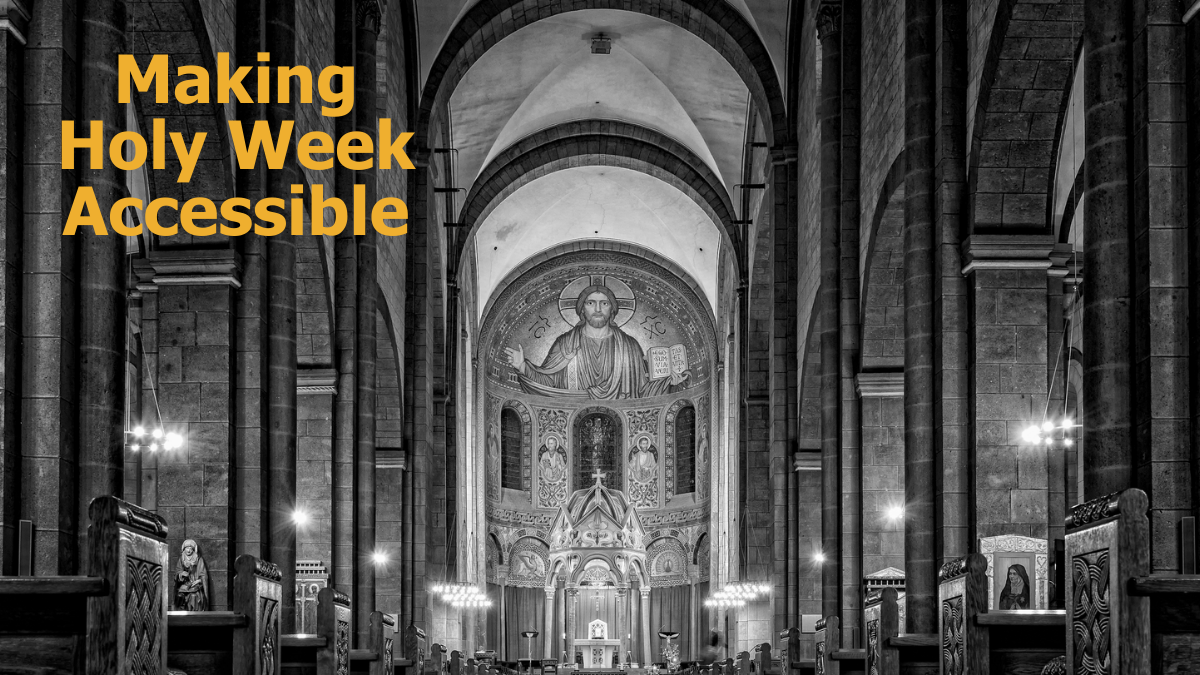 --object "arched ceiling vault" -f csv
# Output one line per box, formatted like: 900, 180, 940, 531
472, 166, 724, 319
419, 4, 777, 323
412, 0, 789, 152
457, 120, 738, 262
